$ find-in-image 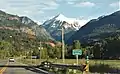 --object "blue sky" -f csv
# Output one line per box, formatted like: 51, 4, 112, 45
0, 0, 119, 24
